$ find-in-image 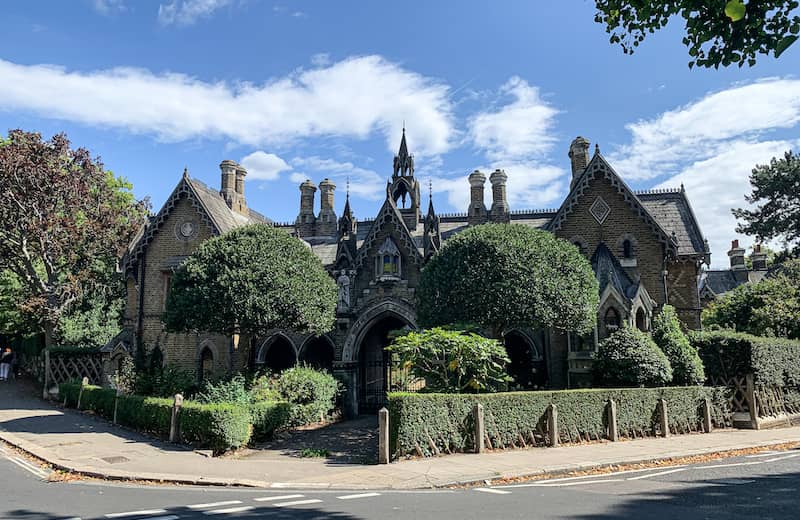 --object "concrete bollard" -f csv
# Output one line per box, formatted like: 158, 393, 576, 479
169, 393, 184, 443
378, 407, 390, 464
702, 398, 713, 433
607, 399, 619, 442
113, 387, 122, 425
658, 398, 669, 438
43, 349, 50, 400
473, 403, 485, 454
76, 376, 89, 410
548, 404, 559, 447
